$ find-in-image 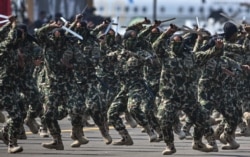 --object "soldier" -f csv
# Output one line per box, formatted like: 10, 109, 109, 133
137, 21, 164, 139
35, 21, 88, 150
157, 25, 227, 155
152, 25, 186, 140
14, 23, 43, 139
0, 15, 24, 153
181, 28, 218, 140
70, 15, 113, 145
107, 29, 159, 145
211, 22, 250, 147
197, 22, 250, 150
